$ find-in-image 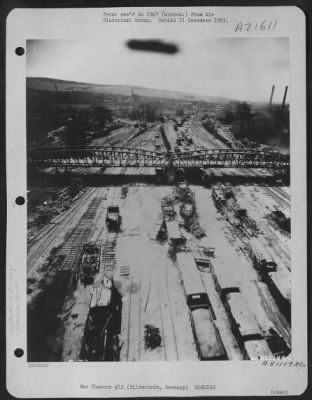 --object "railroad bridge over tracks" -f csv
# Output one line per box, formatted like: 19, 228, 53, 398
28, 146, 290, 170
